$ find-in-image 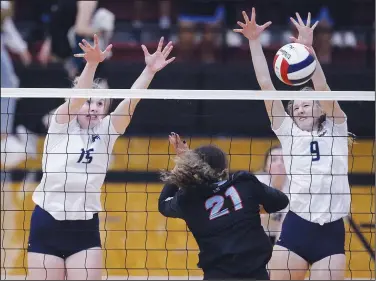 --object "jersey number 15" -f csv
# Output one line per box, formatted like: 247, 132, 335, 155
77, 148, 94, 164
205, 186, 243, 220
